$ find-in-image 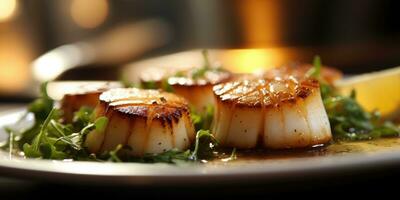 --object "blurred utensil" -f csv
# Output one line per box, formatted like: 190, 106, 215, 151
46, 81, 122, 101
28, 19, 171, 96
